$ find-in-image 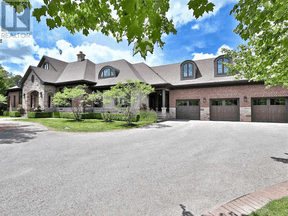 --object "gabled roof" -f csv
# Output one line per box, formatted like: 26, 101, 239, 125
37, 56, 68, 72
